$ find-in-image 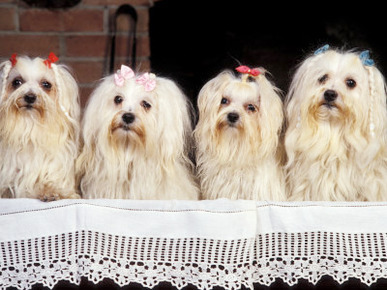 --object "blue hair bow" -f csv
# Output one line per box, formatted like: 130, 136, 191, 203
359, 50, 374, 66
314, 44, 330, 55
